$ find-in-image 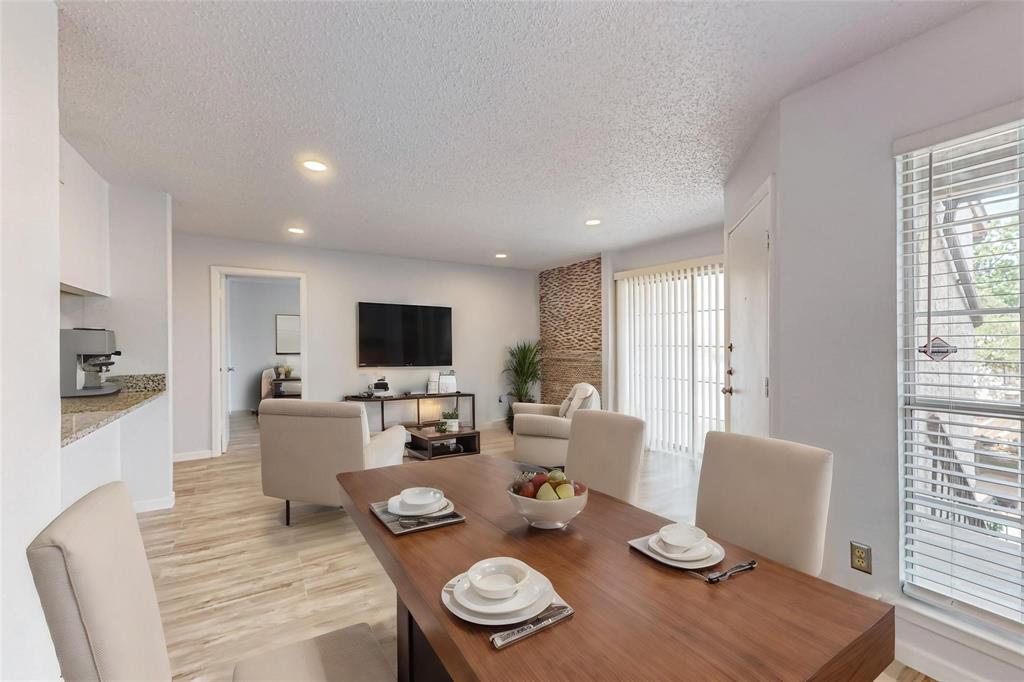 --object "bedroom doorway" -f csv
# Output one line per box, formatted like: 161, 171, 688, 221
210, 266, 308, 455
